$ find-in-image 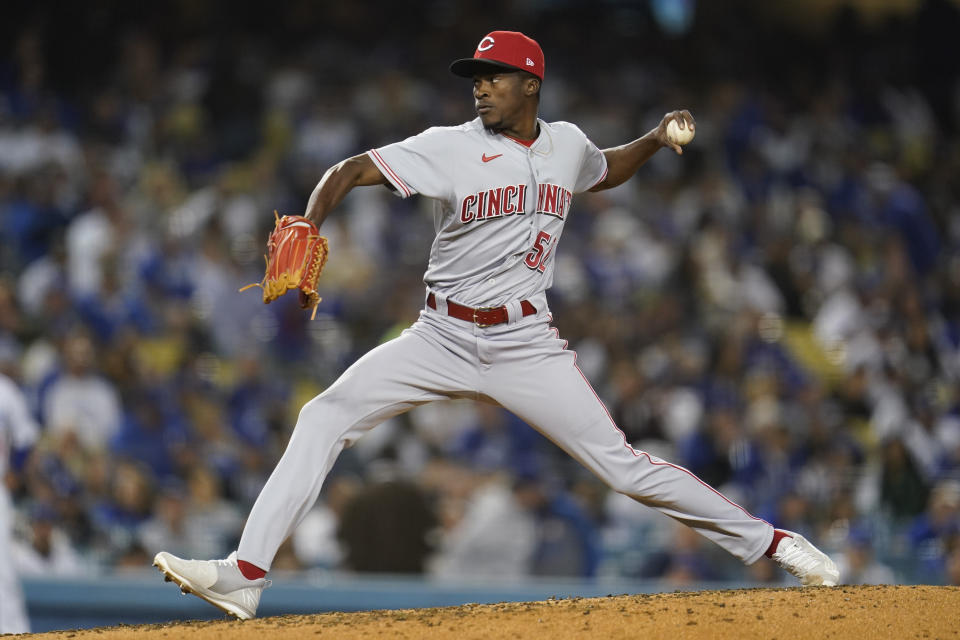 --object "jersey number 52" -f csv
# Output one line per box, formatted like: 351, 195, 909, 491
524, 231, 554, 273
